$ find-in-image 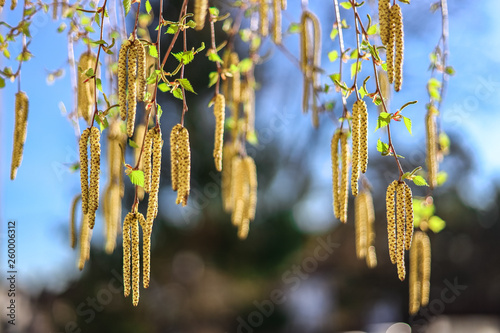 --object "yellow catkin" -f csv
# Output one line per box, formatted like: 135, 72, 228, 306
134, 39, 146, 102
396, 182, 406, 281
378, 69, 391, 102
213, 94, 226, 172
88, 127, 101, 229
340, 132, 349, 223
392, 4, 404, 92
386, 4, 395, 84
351, 102, 360, 197
331, 131, 341, 219
281, 0, 286, 10
404, 183, 414, 250
378, 0, 391, 46
364, 191, 376, 268
134, 124, 146, 200
221, 50, 231, 104
78, 213, 92, 270
118, 40, 131, 121
147, 129, 163, 222
222, 142, 237, 212
10, 91, 29, 180
358, 100, 368, 173
137, 213, 151, 289
131, 214, 140, 306
426, 109, 438, 189
300, 13, 311, 115
386, 180, 398, 264
143, 128, 155, 193
176, 127, 191, 206
104, 184, 121, 254
79, 129, 90, 214
244, 156, 258, 221
259, 0, 269, 37
272, 0, 282, 45
238, 219, 250, 240
354, 192, 367, 259
52, 0, 58, 20
409, 231, 421, 315
77, 53, 95, 124
366, 246, 377, 268
231, 156, 245, 227
69, 195, 80, 249
10, 0, 16, 10
127, 42, 138, 137
122, 212, 133, 297
194, 0, 208, 31
170, 124, 182, 192
0, 0, 5, 9
230, 52, 241, 108
420, 232, 431, 307
242, 77, 256, 137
